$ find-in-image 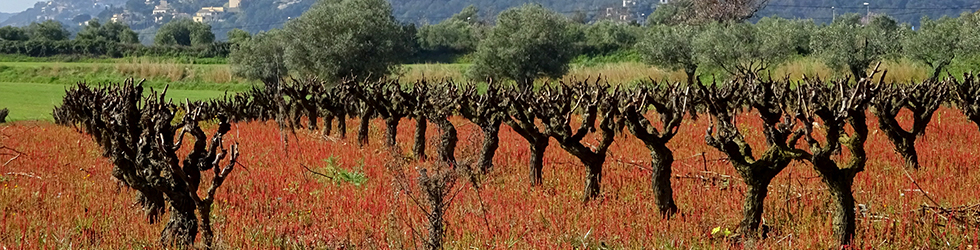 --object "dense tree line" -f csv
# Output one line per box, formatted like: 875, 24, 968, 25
228, 0, 980, 89
0, 18, 228, 58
